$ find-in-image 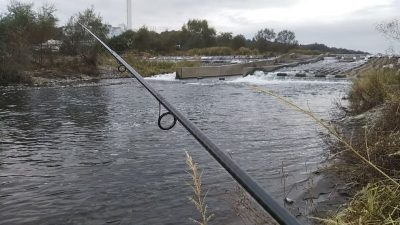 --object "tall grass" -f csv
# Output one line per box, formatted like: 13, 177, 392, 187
98, 53, 201, 77
349, 67, 400, 113
318, 182, 400, 225
185, 152, 214, 225
187, 47, 234, 56
0, 64, 32, 85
